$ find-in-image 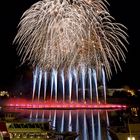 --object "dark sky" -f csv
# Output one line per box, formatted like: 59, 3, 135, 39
0, 0, 139, 91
